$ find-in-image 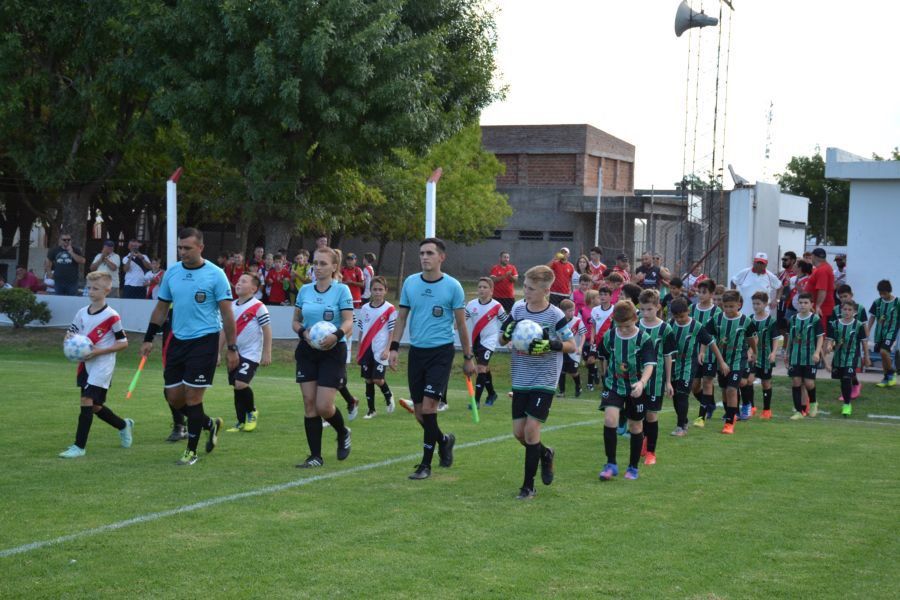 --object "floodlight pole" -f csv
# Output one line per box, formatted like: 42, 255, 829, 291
425, 168, 442, 238
167, 167, 182, 267
594, 166, 603, 247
